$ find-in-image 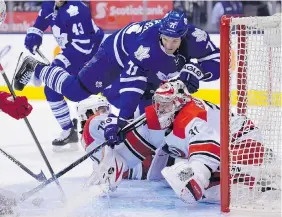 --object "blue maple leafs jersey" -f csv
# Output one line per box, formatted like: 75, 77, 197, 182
33, 1, 104, 74
102, 20, 219, 120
